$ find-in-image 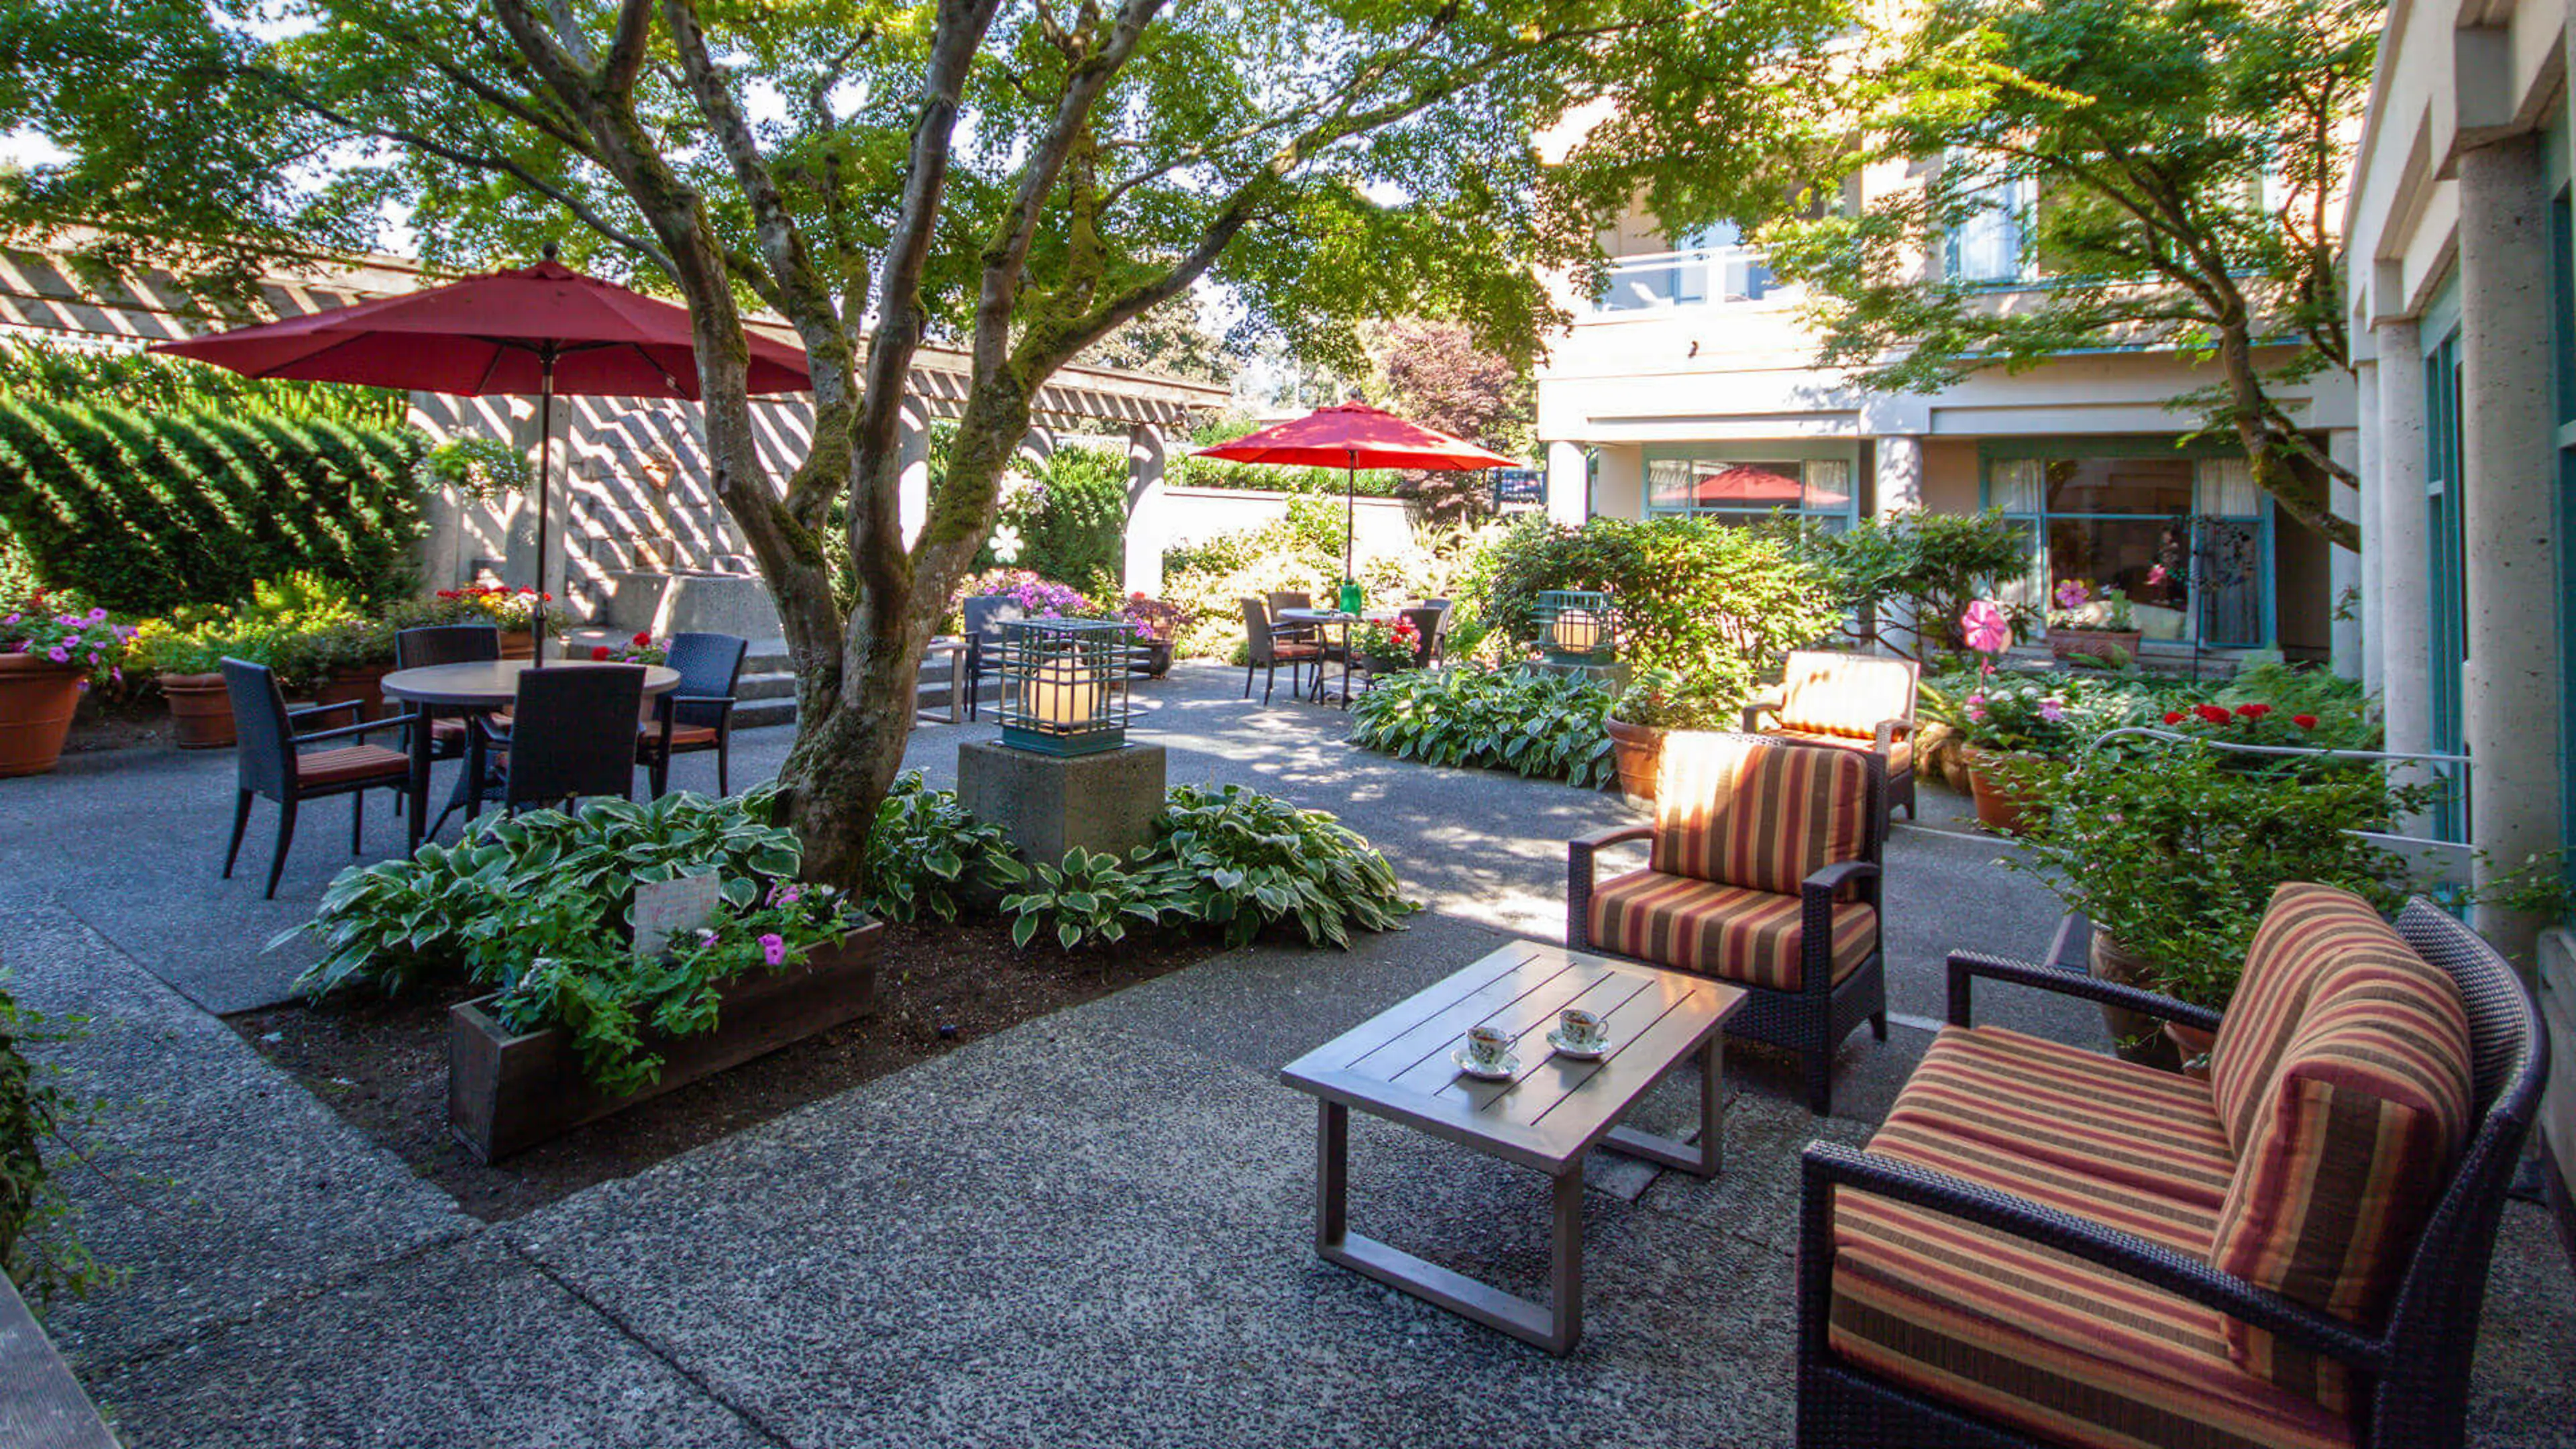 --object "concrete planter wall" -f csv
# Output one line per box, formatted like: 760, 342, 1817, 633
448, 922, 883, 1162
